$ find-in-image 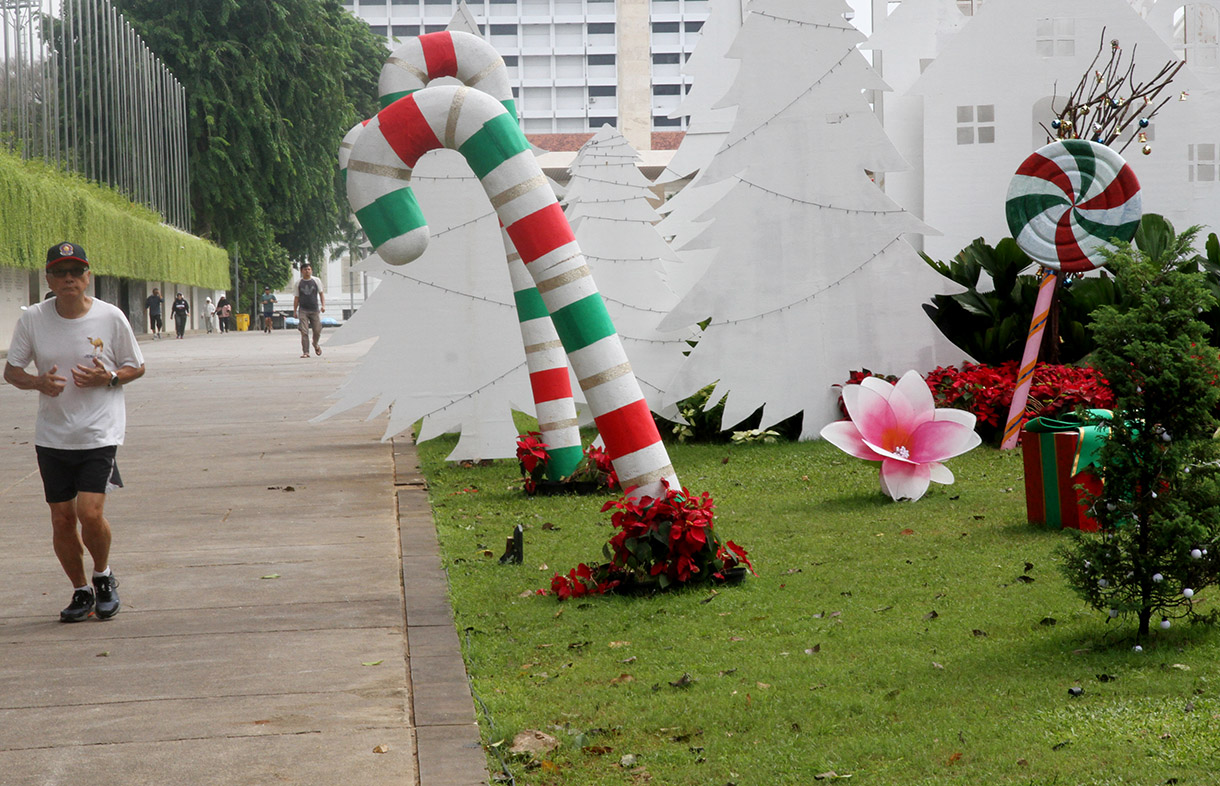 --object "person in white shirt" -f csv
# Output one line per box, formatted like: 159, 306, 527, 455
3, 242, 146, 622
